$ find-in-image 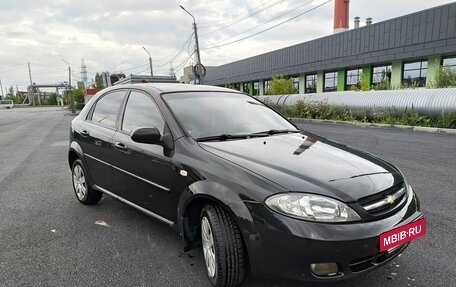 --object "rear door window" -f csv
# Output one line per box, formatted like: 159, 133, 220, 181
90, 91, 126, 128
